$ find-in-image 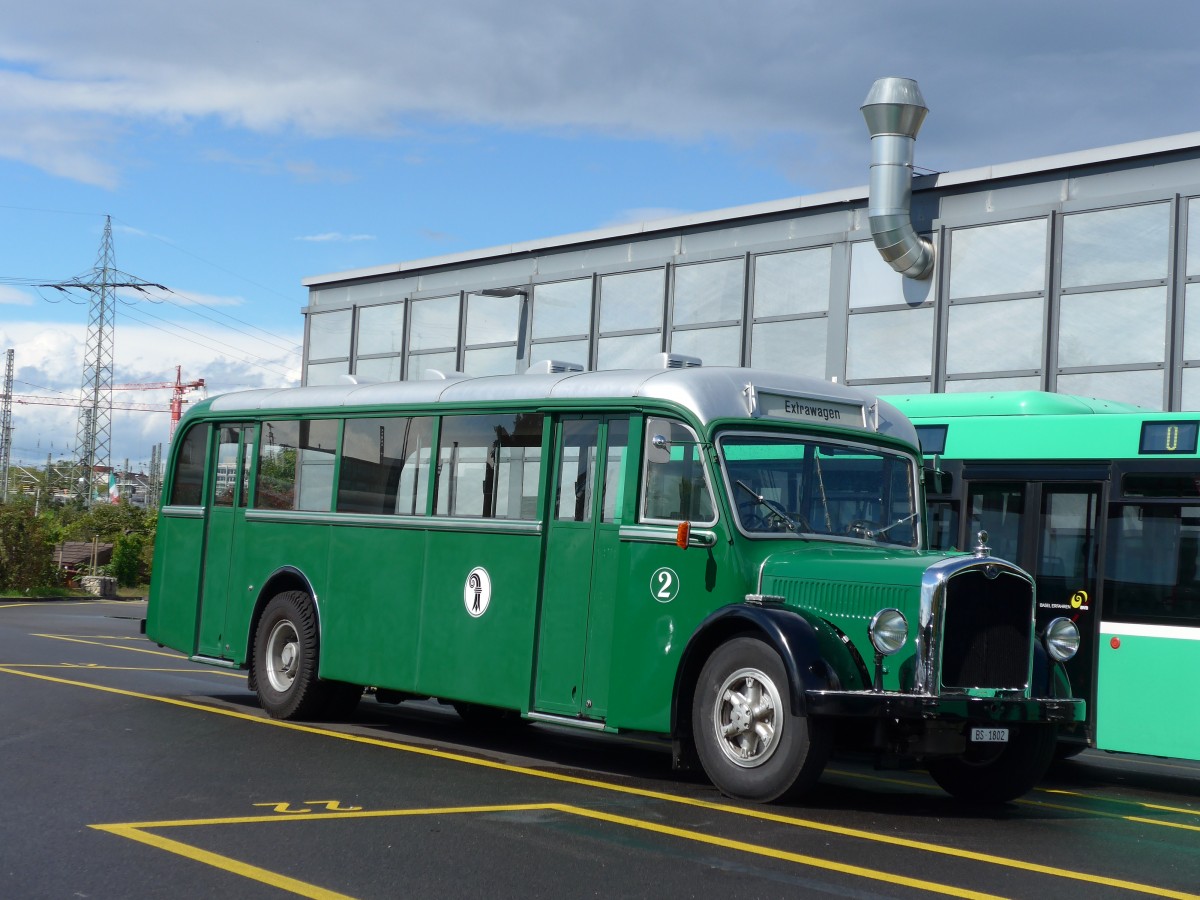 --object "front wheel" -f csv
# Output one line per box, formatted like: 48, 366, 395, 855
692, 637, 830, 803
928, 725, 1057, 804
253, 591, 359, 720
